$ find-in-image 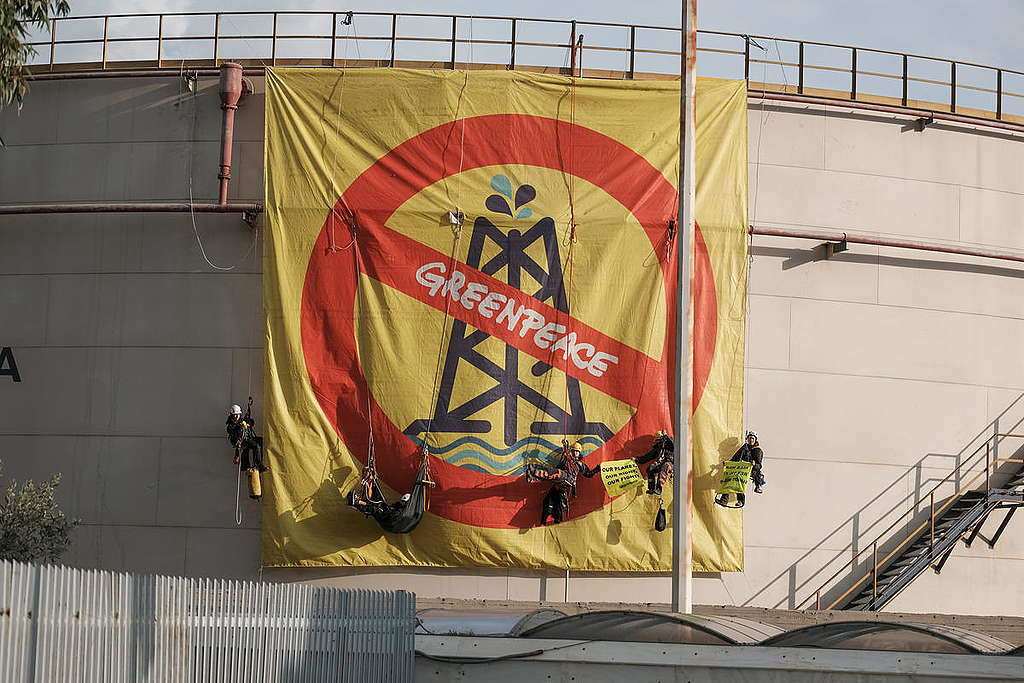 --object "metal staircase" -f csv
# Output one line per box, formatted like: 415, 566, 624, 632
799, 434, 1024, 611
